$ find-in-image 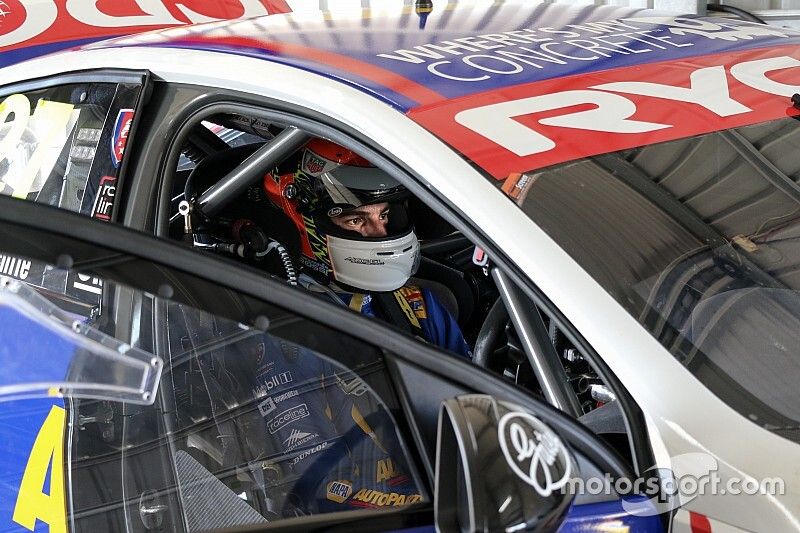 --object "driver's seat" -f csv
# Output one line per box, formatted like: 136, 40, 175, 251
408, 274, 460, 321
